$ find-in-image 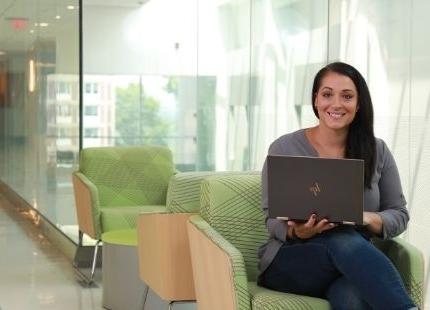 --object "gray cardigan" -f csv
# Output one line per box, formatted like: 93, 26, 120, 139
258, 129, 409, 274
